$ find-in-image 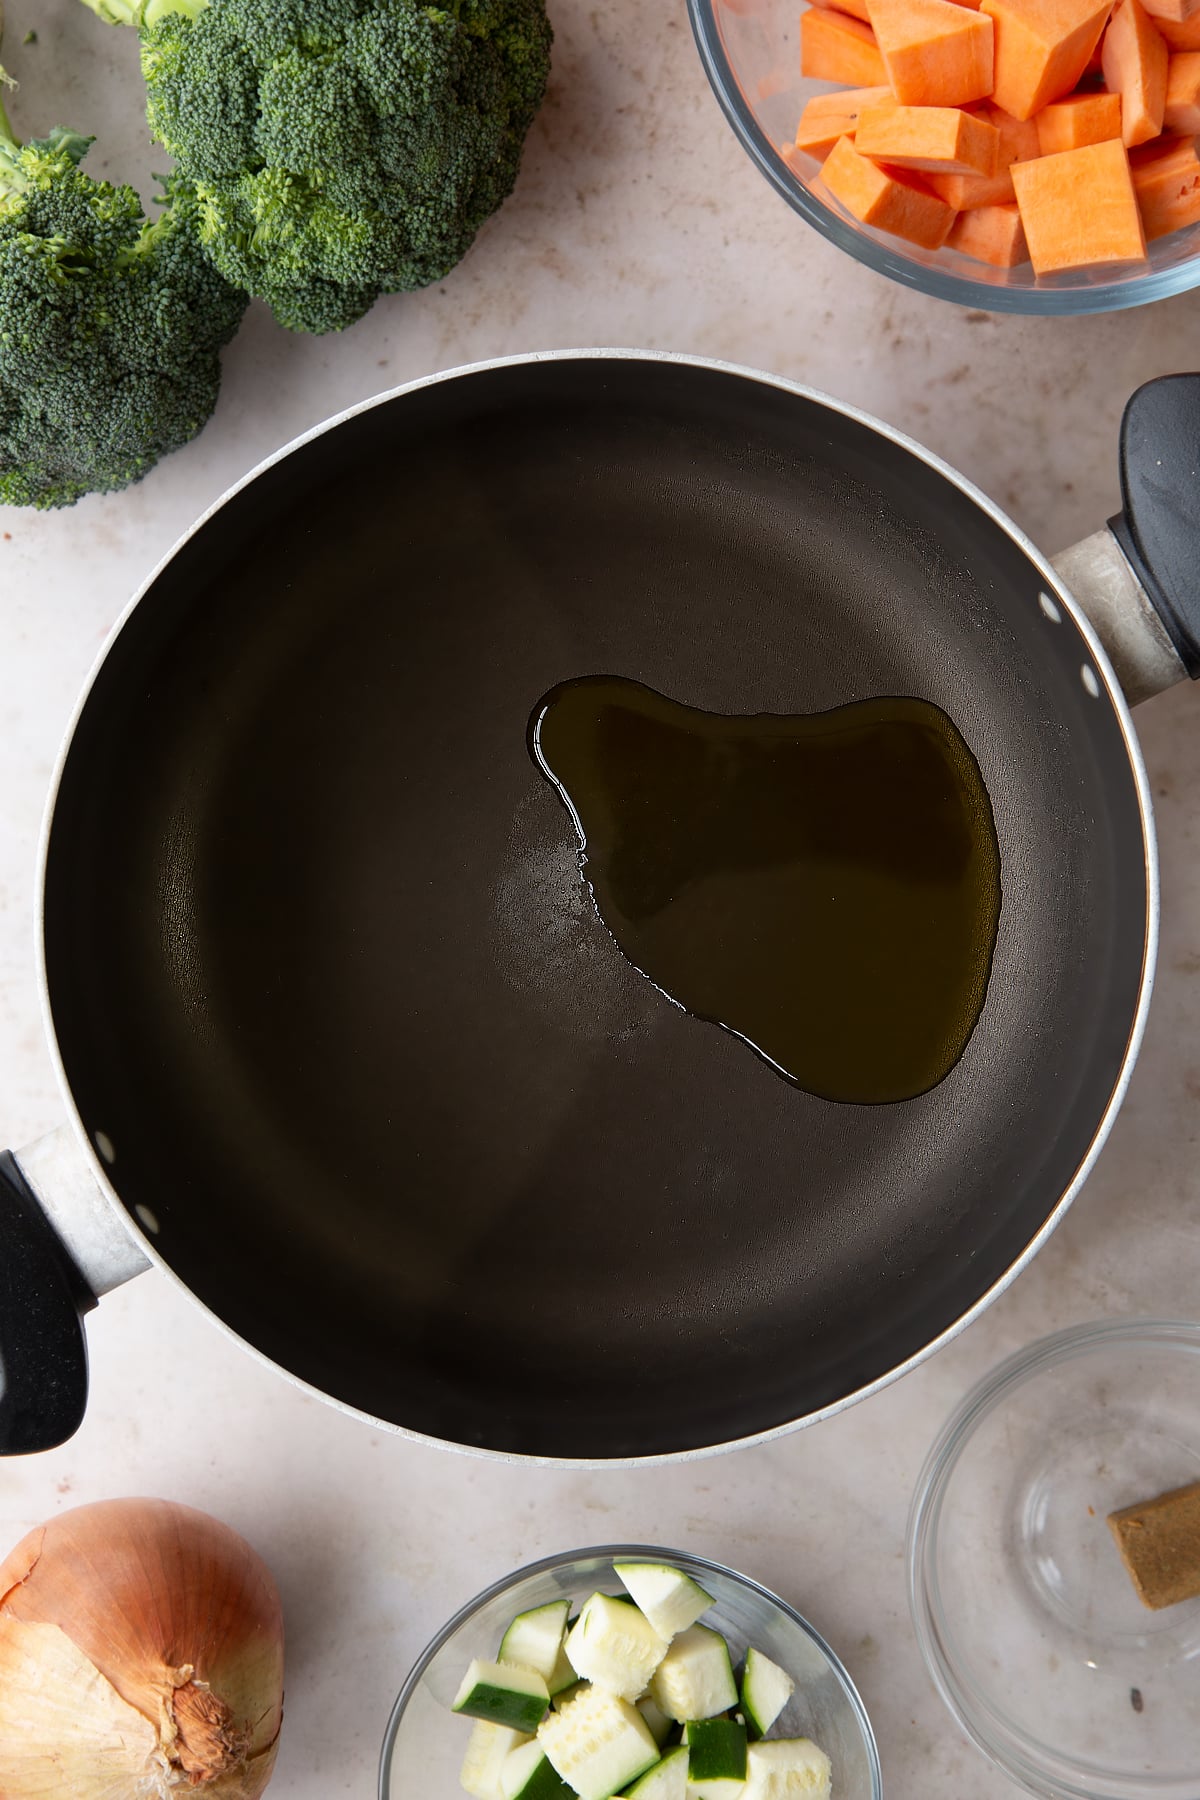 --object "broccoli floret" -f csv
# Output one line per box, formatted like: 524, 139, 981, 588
0, 88, 248, 508
80, 0, 552, 334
